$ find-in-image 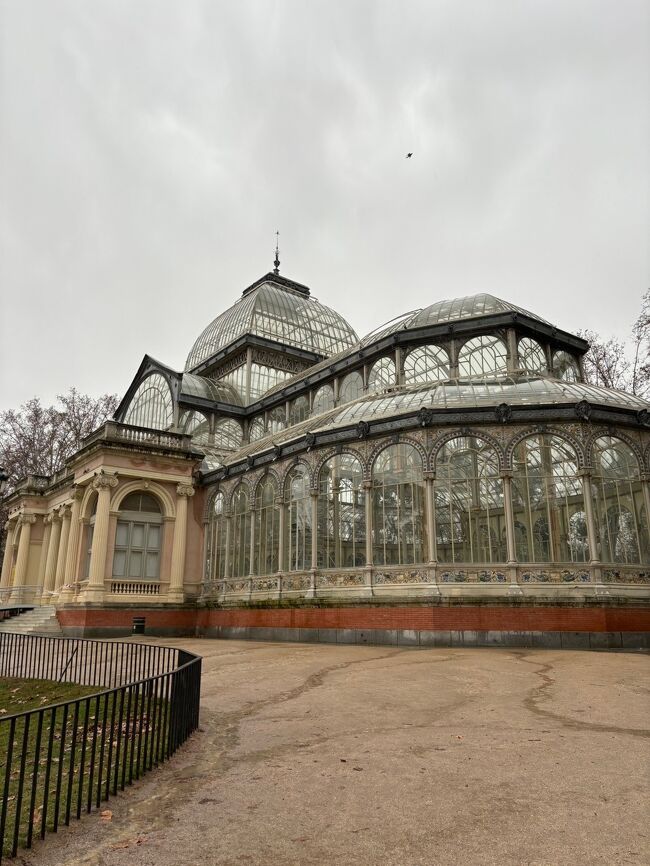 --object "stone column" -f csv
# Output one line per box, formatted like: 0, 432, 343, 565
394, 347, 403, 386
43, 513, 62, 594
449, 338, 459, 378
310, 488, 318, 573
249, 503, 256, 577
54, 506, 72, 590
506, 328, 518, 373
500, 471, 521, 594
37, 517, 52, 590
11, 514, 36, 597
223, 514, 232, 579
363, 480, 373, 566
424, 473, 437, 563
642, 476, 650, 554
168, 482, 195, 603
63, 487, 84, 585
85, 472, 118, 601
0, 519, 18, 590
580, 472, 600, 566
277, 499, 285, 573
